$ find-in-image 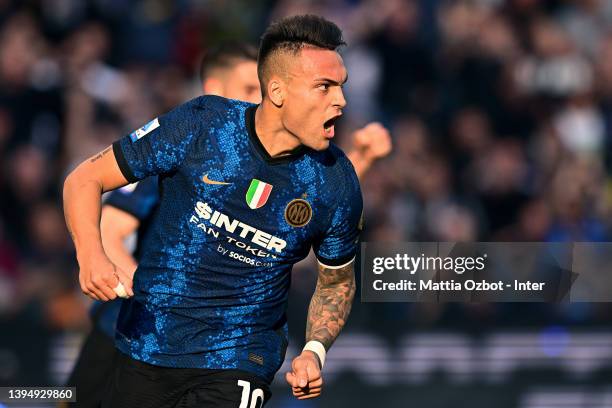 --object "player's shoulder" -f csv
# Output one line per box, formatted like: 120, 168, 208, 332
309, 143, 354, 174
308, 143, 360, 197
183, 95, 254, 129
190, 94, 253, 114
162, 95, 252, 121
305, 142, 340, 164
